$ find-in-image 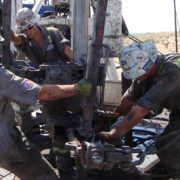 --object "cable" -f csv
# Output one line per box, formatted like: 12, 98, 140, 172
128, 34, 143, 43
176, 9, 180, 32
173, 0, 178, 52
126, 34, 163, 55
177, 16, 180, 32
